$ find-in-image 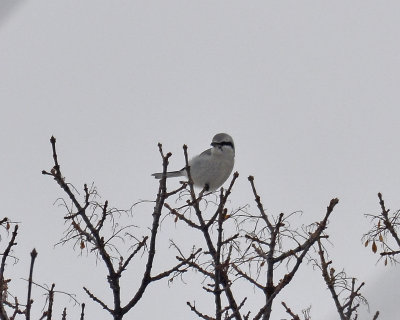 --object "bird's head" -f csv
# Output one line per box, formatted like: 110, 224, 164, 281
211, 133, 235, 155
